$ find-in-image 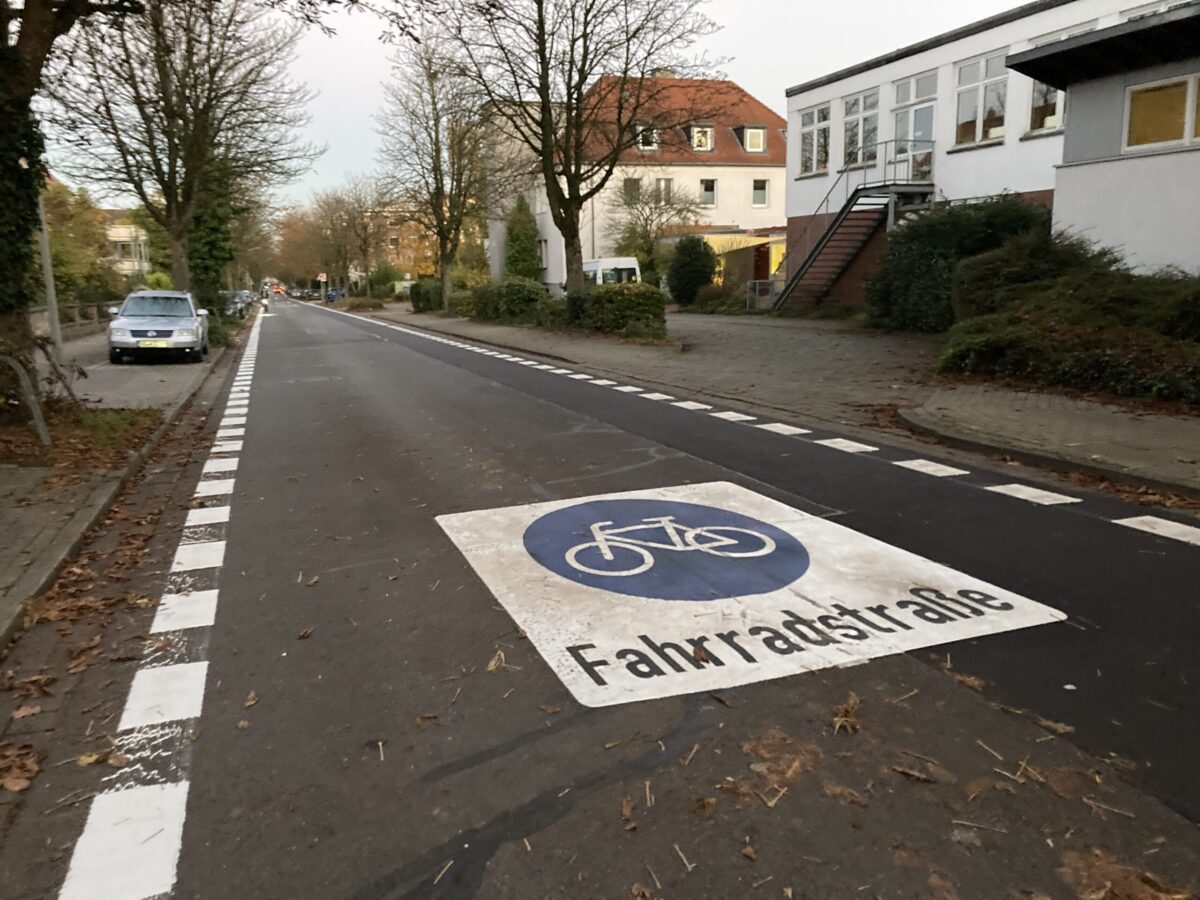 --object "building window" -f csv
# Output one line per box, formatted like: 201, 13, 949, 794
744, 127, 765, 152
843, 89, 879, 165
691, 126, 714, 151
699, 178, 716, 207
893, 70, 936, 165
623, 178, 642, 203
798, 104, 830, 175
653, 177, 673, 204
955, 51, 1007, 145
537, 239, 548, 267
1124, 75, 1199, 149
1121, 0, 1194, 21
751, 179, 768, 207
1029, 80, 1063, 131
636, 124, 659, 150
894, 70, 937, 107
